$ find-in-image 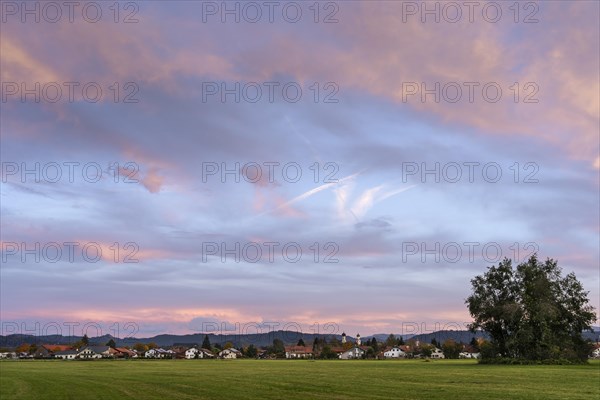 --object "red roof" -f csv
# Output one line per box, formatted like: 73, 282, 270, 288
115, 348, 135, 355
285, 346, 313, 354
42, 345, 71, 352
